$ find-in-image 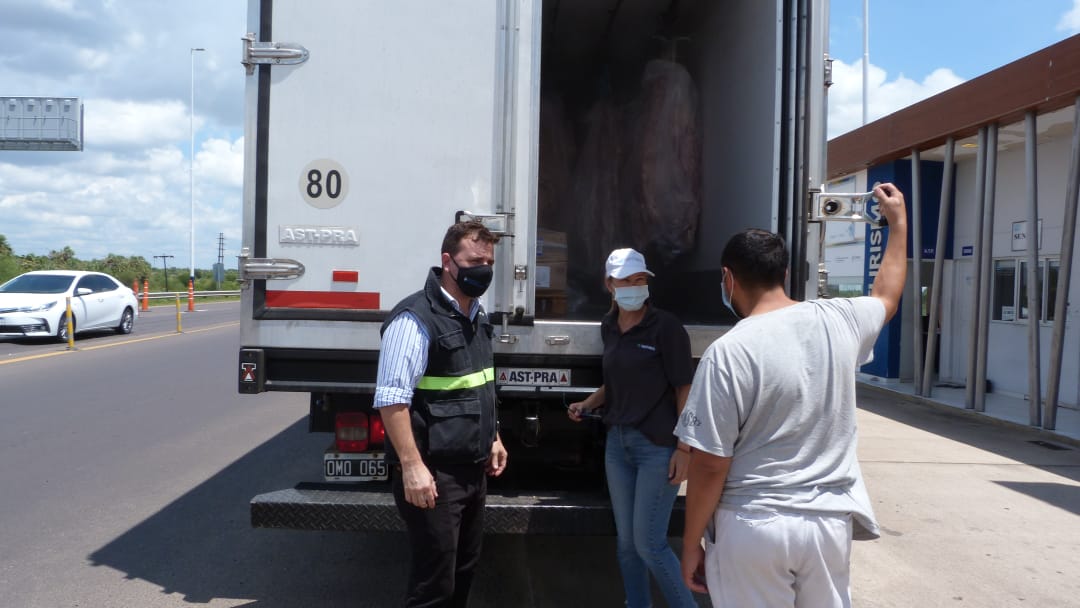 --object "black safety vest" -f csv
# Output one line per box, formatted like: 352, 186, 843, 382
380, 268, 497, 466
